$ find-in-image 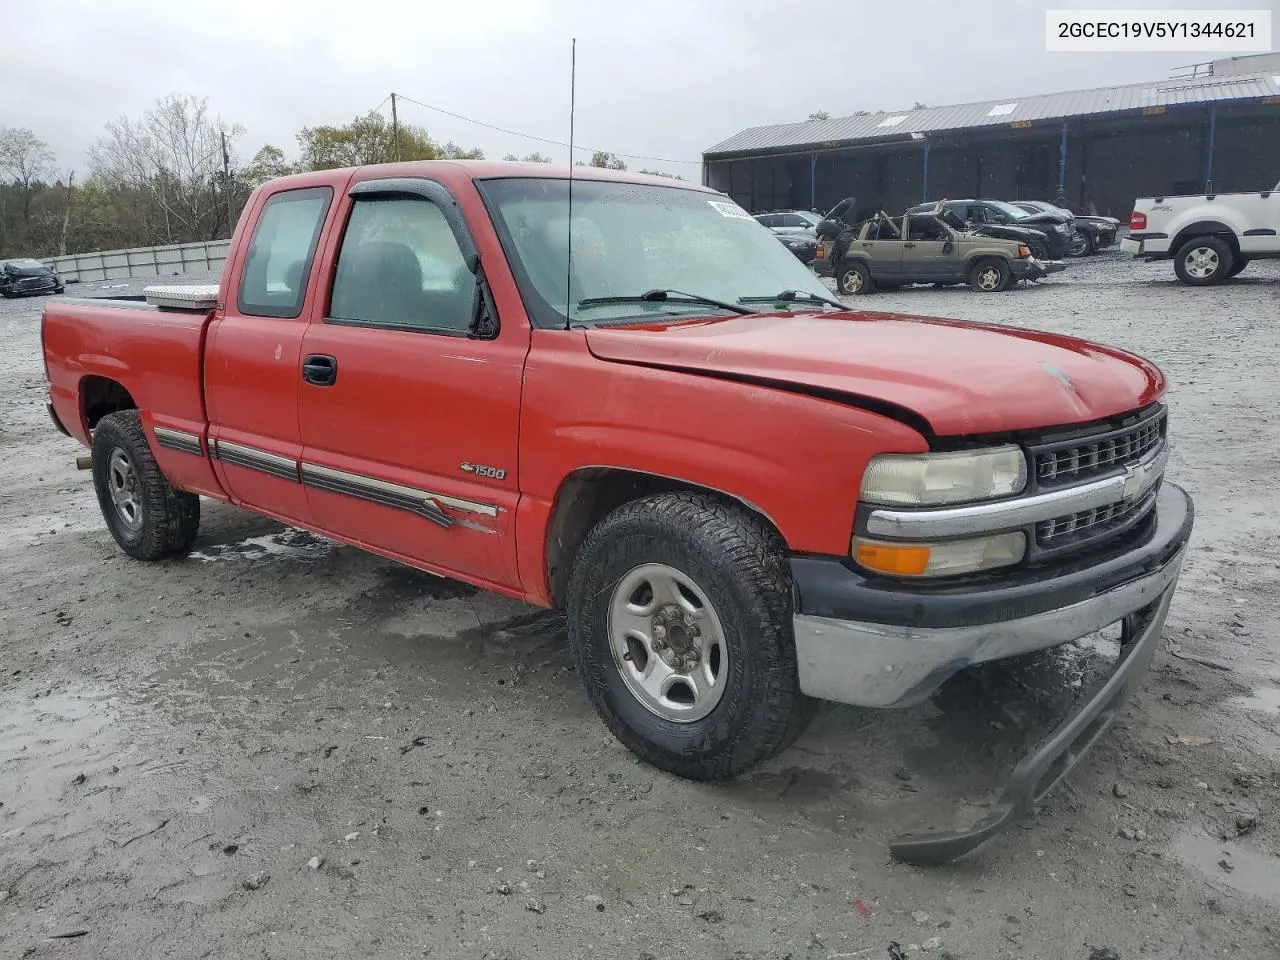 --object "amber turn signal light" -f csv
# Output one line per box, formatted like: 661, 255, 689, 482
853, 540, 932, 576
